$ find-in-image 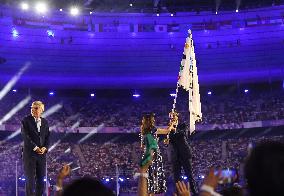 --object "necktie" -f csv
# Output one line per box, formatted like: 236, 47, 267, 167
36, 119, 41, 132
